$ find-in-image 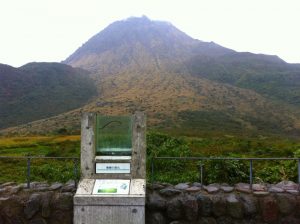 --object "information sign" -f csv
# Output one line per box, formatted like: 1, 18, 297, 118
95, 163, 131, 173
92, 179, 130, 194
